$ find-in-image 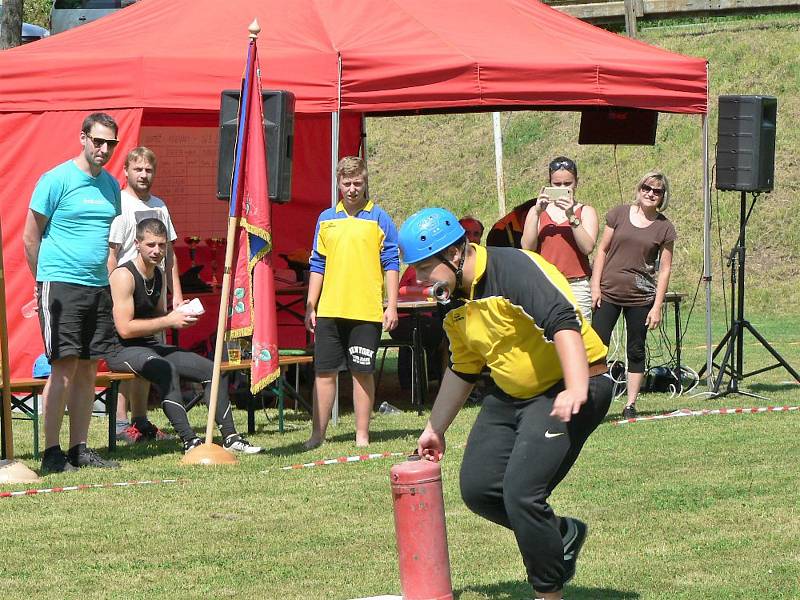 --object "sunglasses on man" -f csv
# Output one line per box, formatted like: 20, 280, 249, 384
85, 134, 120, 150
